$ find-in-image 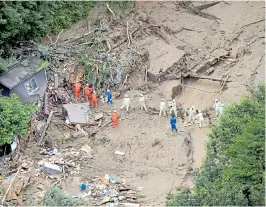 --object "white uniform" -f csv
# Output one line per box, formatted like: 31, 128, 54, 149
139, 96, 147, 112
121, 97, 130, 112
188, 107, 195, 123
159, 101, 167, 117
196, 112, 205, 128
169, 100, 177, 117
213, 101, 221, 116
219, 105, 224, 115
